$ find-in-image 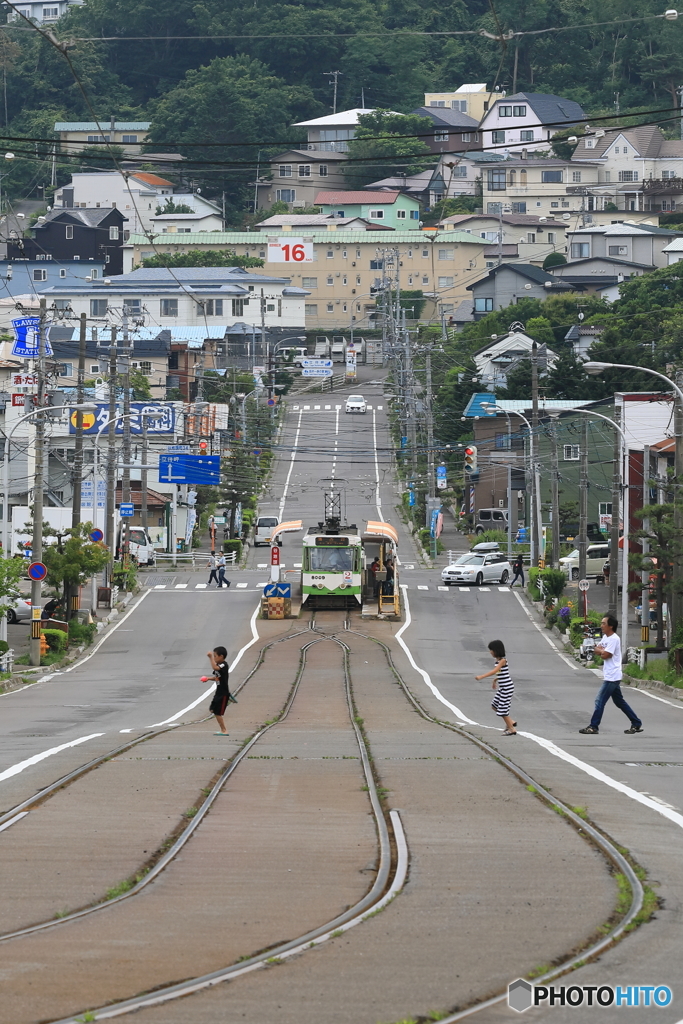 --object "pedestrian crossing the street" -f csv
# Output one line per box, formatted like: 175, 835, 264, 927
145, 579, 515, 592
